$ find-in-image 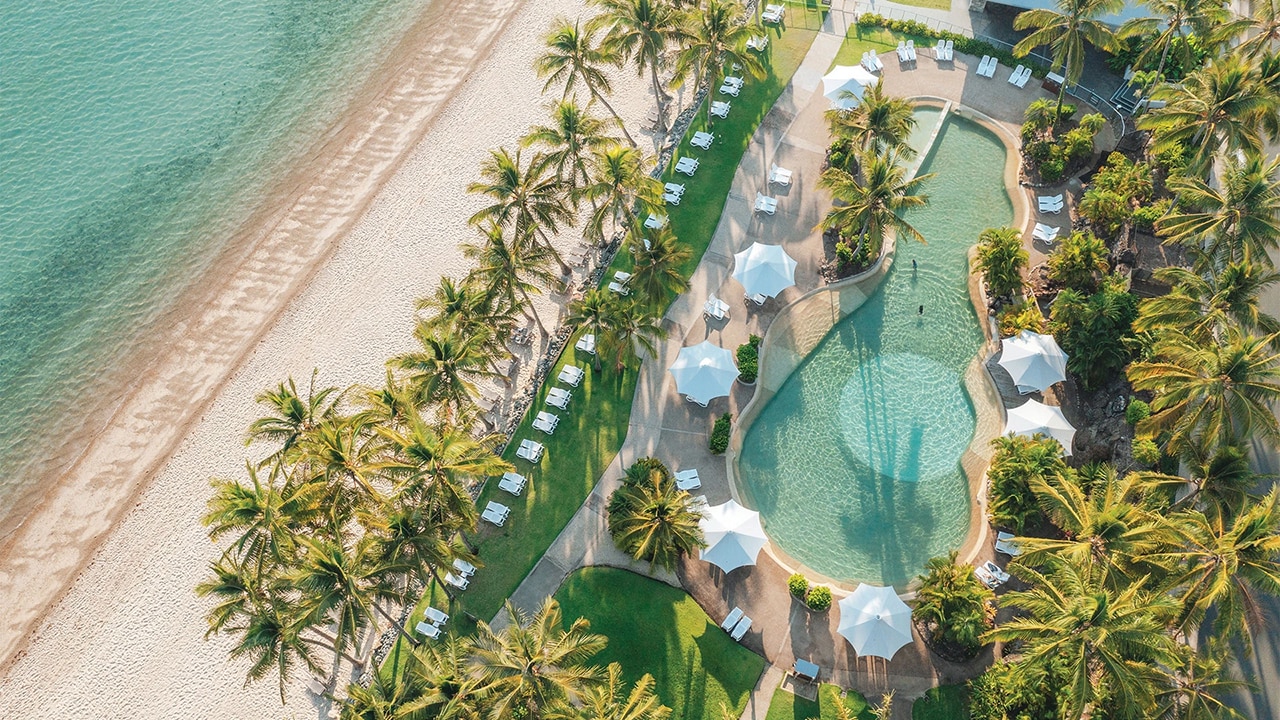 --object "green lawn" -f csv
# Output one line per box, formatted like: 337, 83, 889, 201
889, 0, 954, 12
764, 684, 875, 720
911, 685, 968, 720
830, 26, 934, 73
556, 567, 767, 720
